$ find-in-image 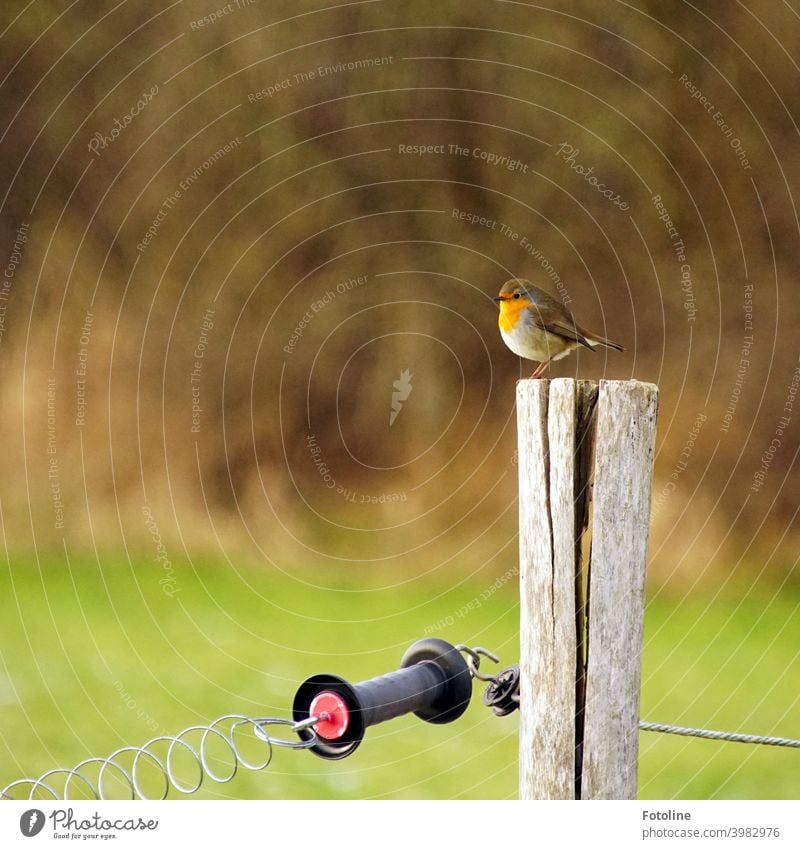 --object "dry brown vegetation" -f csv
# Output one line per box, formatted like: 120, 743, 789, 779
1, 1, 798, 584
